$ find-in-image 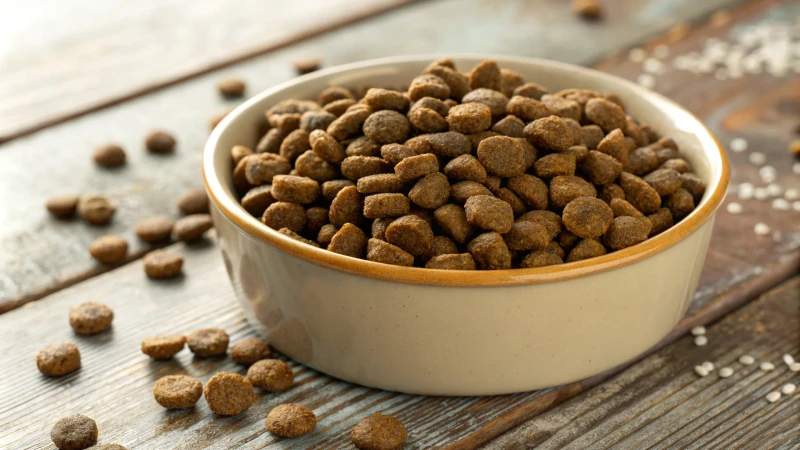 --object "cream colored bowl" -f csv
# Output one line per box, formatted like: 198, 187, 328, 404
203, 55, 729, 396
